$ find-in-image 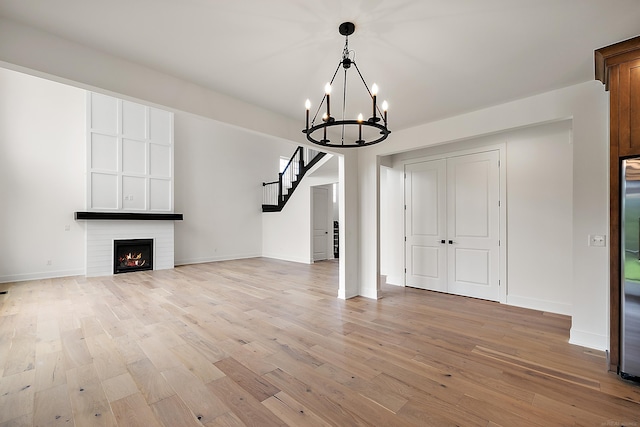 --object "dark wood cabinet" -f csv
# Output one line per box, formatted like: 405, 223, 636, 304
595, 35, 640, 373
